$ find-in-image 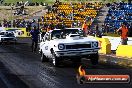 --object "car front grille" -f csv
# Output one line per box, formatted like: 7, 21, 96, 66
2, 38, 14, 41
66, 44, 91, 49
